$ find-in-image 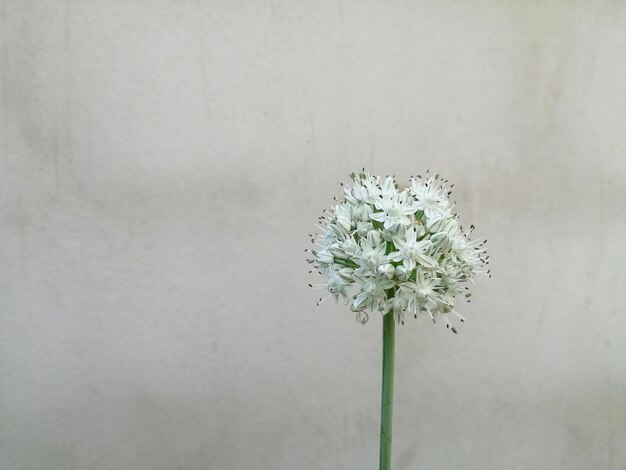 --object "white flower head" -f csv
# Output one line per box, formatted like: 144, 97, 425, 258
307, 170, 490, 333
